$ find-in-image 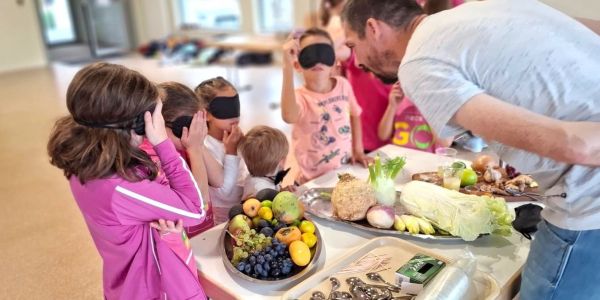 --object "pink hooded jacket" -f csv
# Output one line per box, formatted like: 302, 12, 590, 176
70, 140, 207, 299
